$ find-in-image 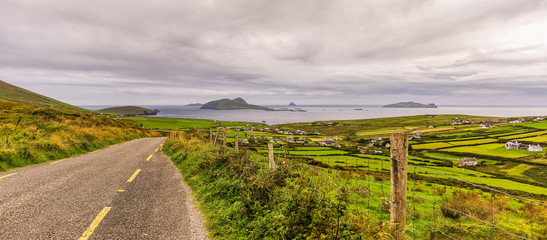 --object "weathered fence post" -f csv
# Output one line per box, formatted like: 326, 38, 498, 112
223, 128, 227, 147
268, 143, 276, 170
209, 128, 213, 144
390, 132, 408, 240
234, 134, 239, 152
213, 127, 220, 145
